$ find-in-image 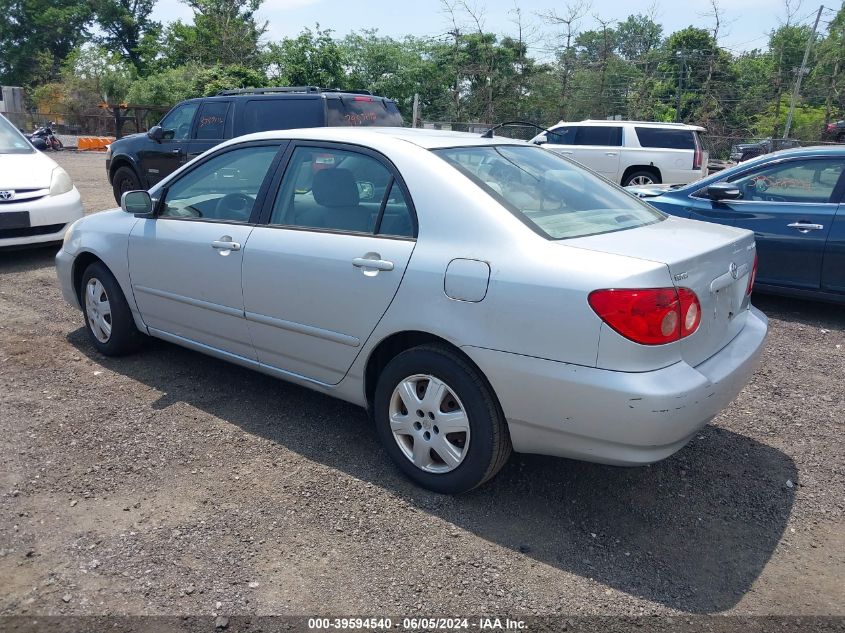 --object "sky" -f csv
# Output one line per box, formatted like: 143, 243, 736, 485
150, 0, 832, 58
